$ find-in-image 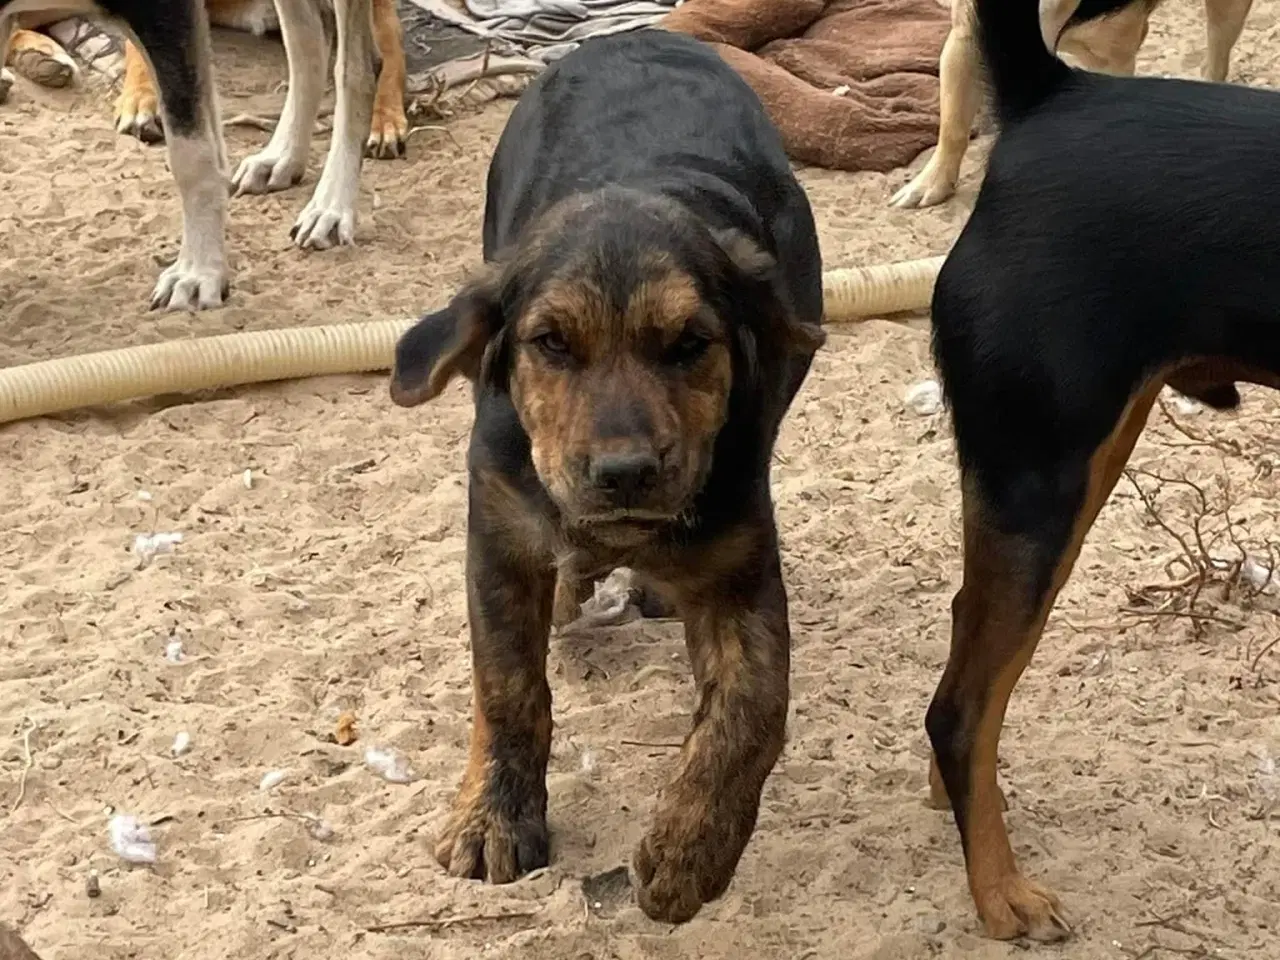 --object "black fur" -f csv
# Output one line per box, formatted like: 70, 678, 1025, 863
927, 0, 1280, 848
